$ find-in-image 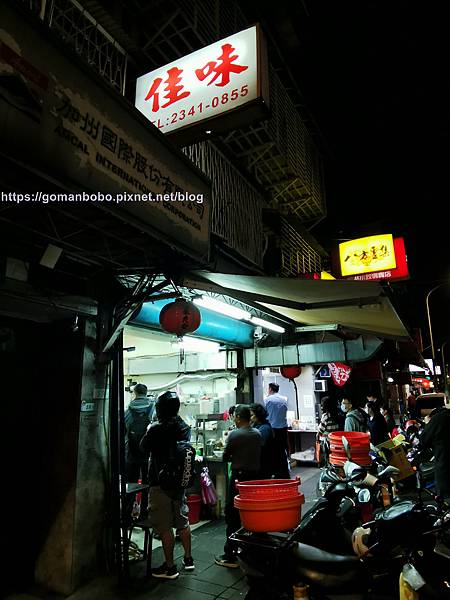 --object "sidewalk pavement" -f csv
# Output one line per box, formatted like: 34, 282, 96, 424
6, 466, 320, 600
